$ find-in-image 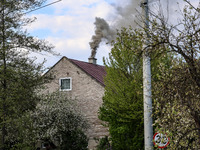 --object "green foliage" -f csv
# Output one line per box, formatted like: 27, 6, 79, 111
60, 129, 88, 150
153, 58, 200, 149
2, 113, 37, 150
147, 1, 200, 149
31, 92, 89, 150
0, 0, 55, 149
96, 136, 111, 150
99, 27, 174, 150
99, 27, 144, 150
